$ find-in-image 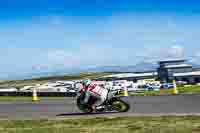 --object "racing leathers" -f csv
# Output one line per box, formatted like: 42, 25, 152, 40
80, 82, 108, 109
